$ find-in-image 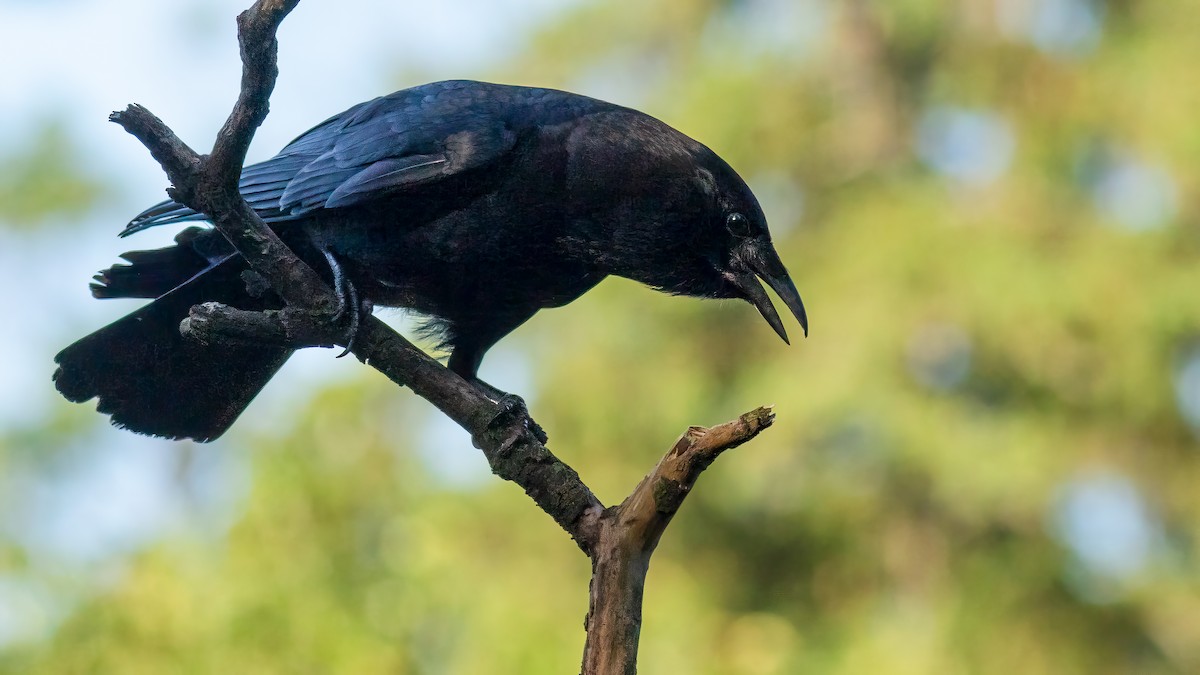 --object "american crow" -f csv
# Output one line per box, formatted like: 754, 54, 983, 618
53, 80, 807, 441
